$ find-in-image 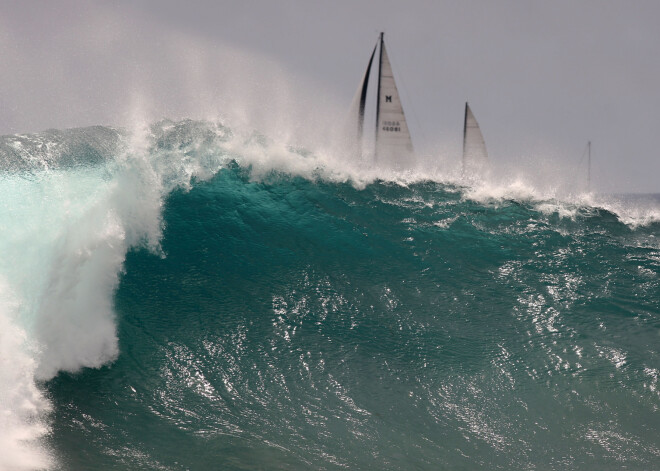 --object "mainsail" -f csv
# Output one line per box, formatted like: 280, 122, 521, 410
348, 33, 413, 166
462, 102, 488, 174
375, 33, 414, 166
